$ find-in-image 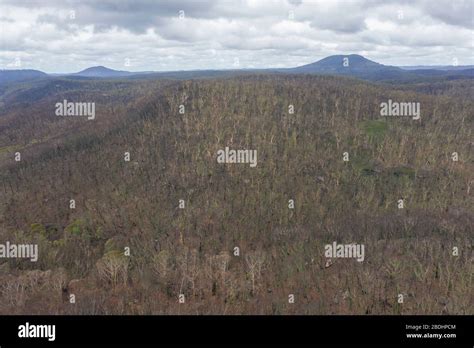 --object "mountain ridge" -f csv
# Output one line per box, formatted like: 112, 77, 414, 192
2, 54, 473, 83
0, 69, 48, 85
73, 66, 134, 77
